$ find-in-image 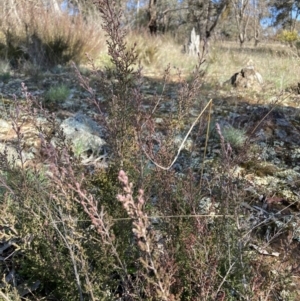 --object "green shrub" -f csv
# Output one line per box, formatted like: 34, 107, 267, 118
277, 30, 299, 46
96, 53, 115, 69
44, 84, 70, 102
0, 71, 10, 82
222, 125, 247, 148
0, 59, 10, 72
